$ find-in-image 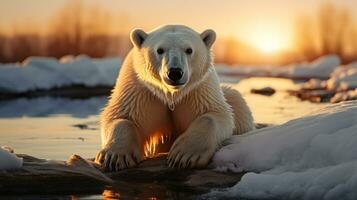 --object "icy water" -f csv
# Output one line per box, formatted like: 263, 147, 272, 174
0, 77, 327, 199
